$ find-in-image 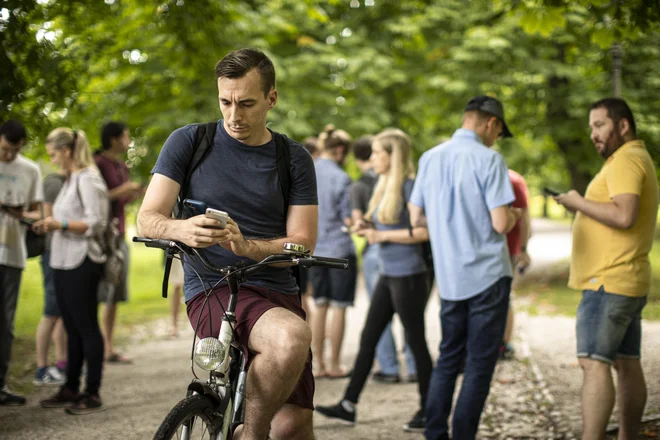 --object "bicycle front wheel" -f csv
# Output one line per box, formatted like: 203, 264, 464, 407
154, 394, 221, 440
